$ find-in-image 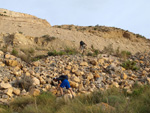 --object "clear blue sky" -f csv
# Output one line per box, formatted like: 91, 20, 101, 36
1, 0, 150, 39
